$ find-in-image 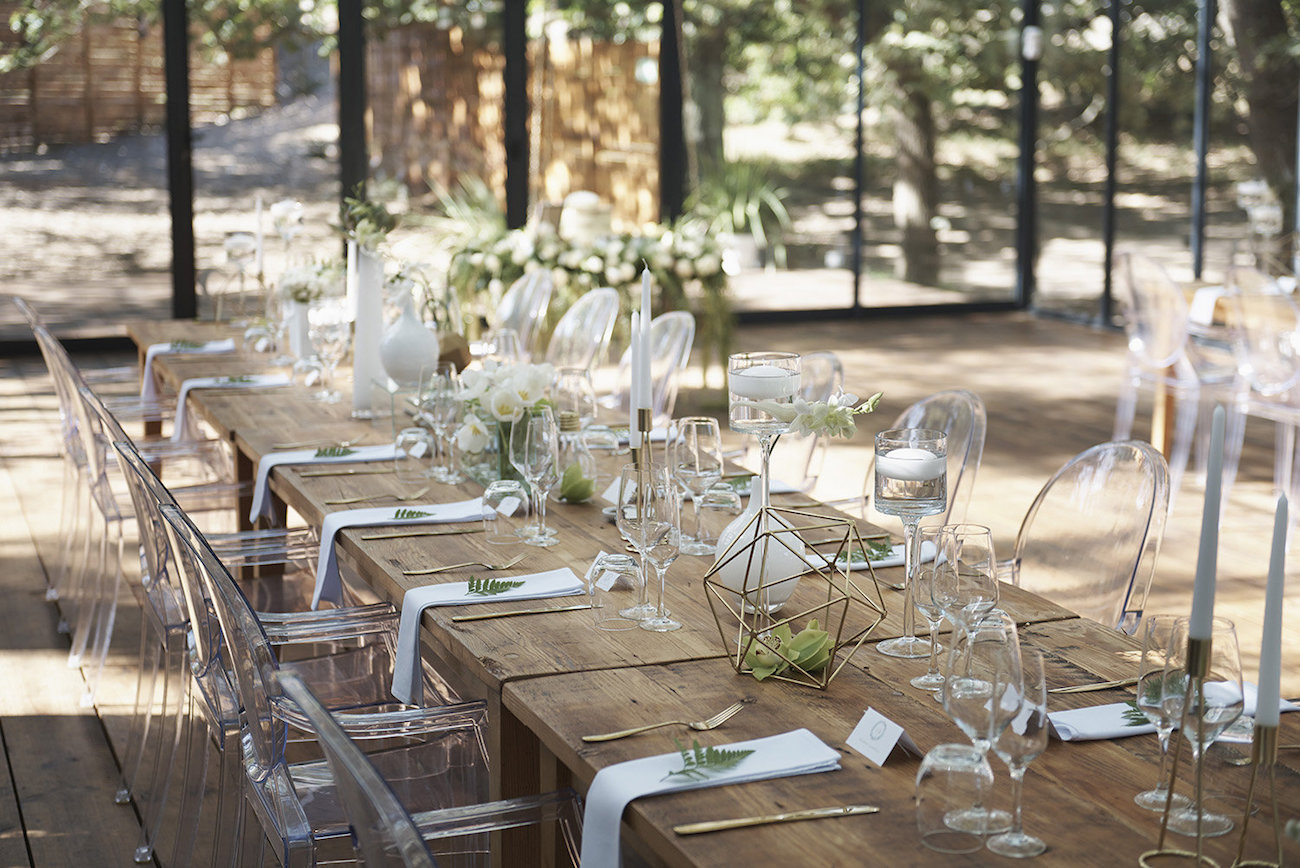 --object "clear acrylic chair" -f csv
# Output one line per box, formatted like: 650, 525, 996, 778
545, 286, 619, 370
277, 669, 584, 867
1005, 440, 1170, 635
1111, 251, 1244, 507
855, 388, 987, 527
602, 310, 696, 429
161, 503, 480, 868
494, 270, 554, 361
